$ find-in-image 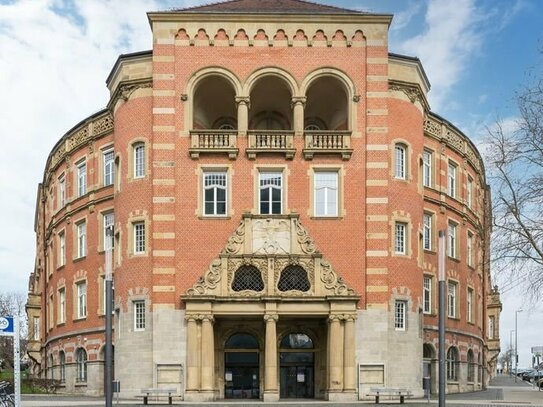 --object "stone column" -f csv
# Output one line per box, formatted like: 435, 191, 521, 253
327, 314, 344, 399
292, 96, 306, 136
263, 313, 279, 401
185, 316, 200, 392
236, 96, 250, 136
343, 314, 357, 396
200, 315, 215, 399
